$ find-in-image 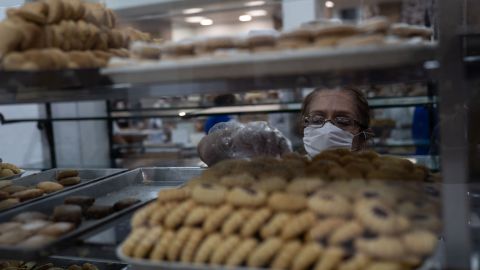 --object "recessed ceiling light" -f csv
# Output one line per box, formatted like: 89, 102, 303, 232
185, 16, 206, 23
245, 1, 265, 7
325, 1, 335, 8
239, 14, 253, 22
200, 19, 213, 26
182, 8, 203, 14
247, 9, 267, 17
178, 112, 186, 117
